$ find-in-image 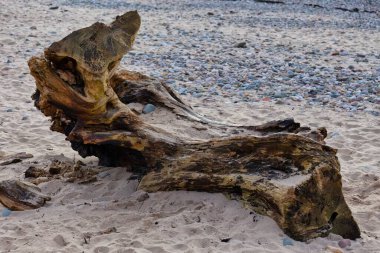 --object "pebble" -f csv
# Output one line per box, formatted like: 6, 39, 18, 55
338, 239, 351, 248
142, 104, 156, 114
178, 87, 188, 95
262, 97, 271, 102
274, 91, 286, 98
131, 190, 150, 202
53, 234, 67, 247
235, 42, 247, 48
282, 237, 294, 246
1, 208, 11, 217
291, 94, 304, 101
